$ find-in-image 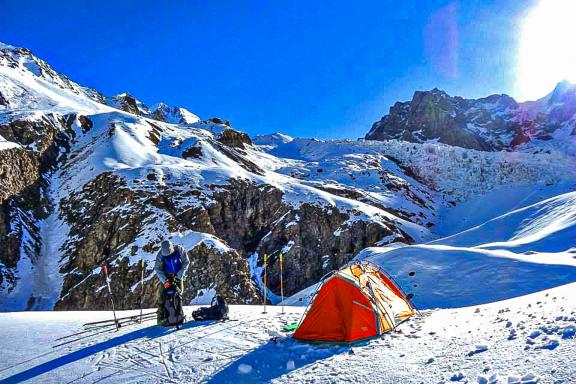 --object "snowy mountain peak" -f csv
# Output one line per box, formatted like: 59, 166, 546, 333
252, 132, 294, 148
107, 92, 151, 116
0, 41, 106, 107
547, 80, 576, 106
151, 102, 200, 124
